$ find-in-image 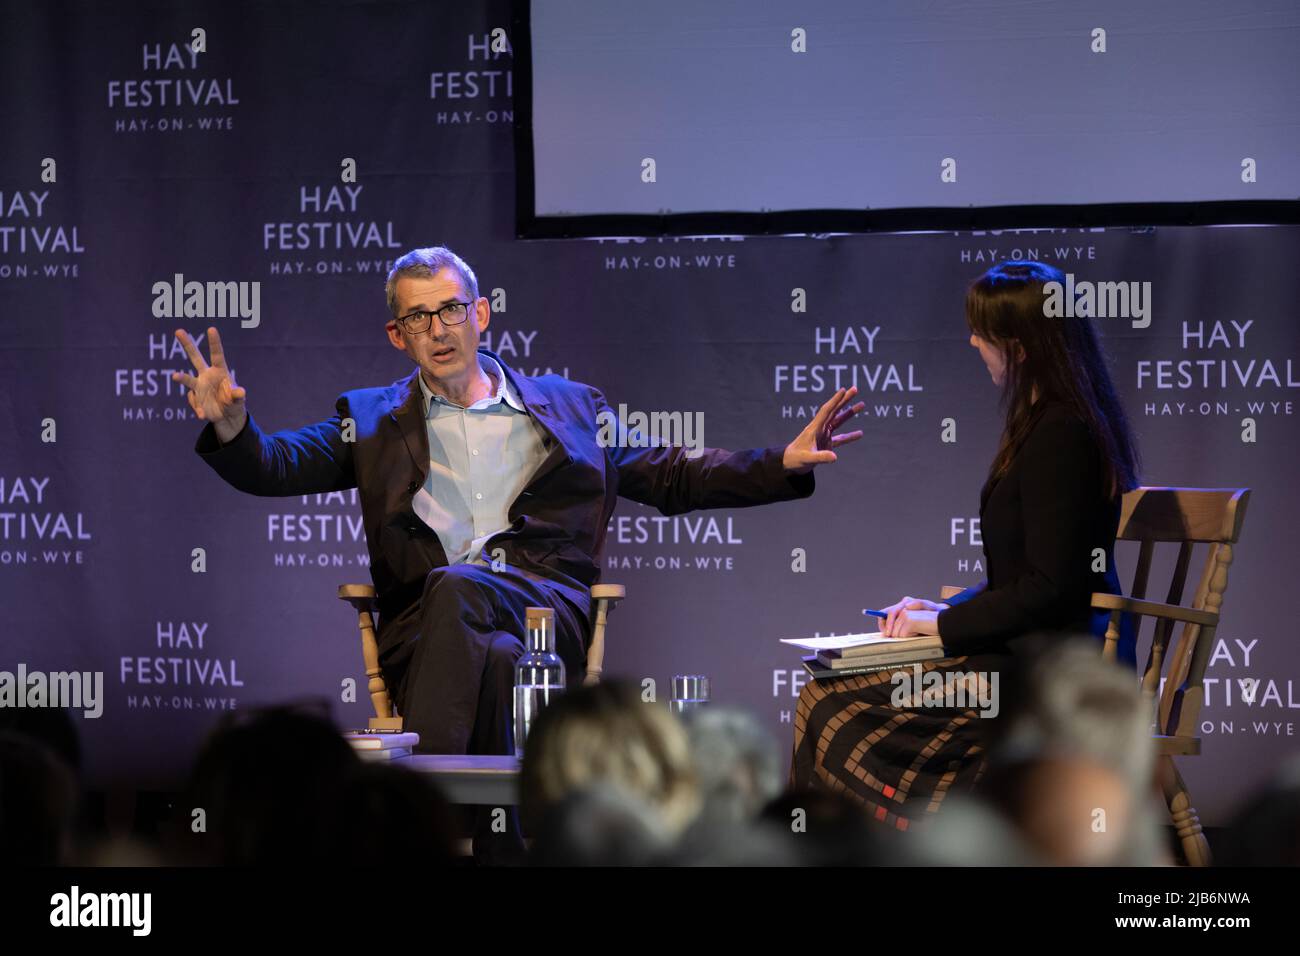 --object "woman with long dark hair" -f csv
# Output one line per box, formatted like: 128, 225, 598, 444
790, 260, 1141, 830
